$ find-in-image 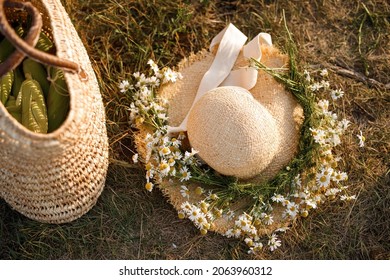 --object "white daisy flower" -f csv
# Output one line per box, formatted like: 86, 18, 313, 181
261, 213, 274, 225
309, 82, 323, 92
330, 88, 344, 100
317, 99, 329, 113
232, 228, 242, 238
225, 229, 234, 238
310, 128, 326, 145
303, 69, 311, 82
188, 206, 201, 222
159, 146, 171, 157
132, 153, 139, 163
268, 233, 282, 252
328, 132, 341, 146
325, 188, 341, 197
171, 138, 182, 148
332, 171, 348, 182
320, 80, 330, 89
194, 212, 208, 228
248, 242, 264, 254
179, 166, 192, 182
163, 68, 179, 83
180, 185, 190, 199
244, 237, 254, 247
172, 151, 183, 161
147, 59, 159, 73
339, 118, 350, 131
320, 69, 328, 77
145, 181, 153, 192
285, 201, 299, 218
235, 214, 252, 232
183, 148, 199, 162
316, 169, 332, 189
293, 174, 302, 188
304, 198, 318, 209
119, 80, 131, 93
271, 194, 285, 203
146, 76, 160, 87
357, 130, 365, 147
180, 201, 192, 213
158, 160, 170, 176
132, 71, 141, 79
157, 113, 168, 122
